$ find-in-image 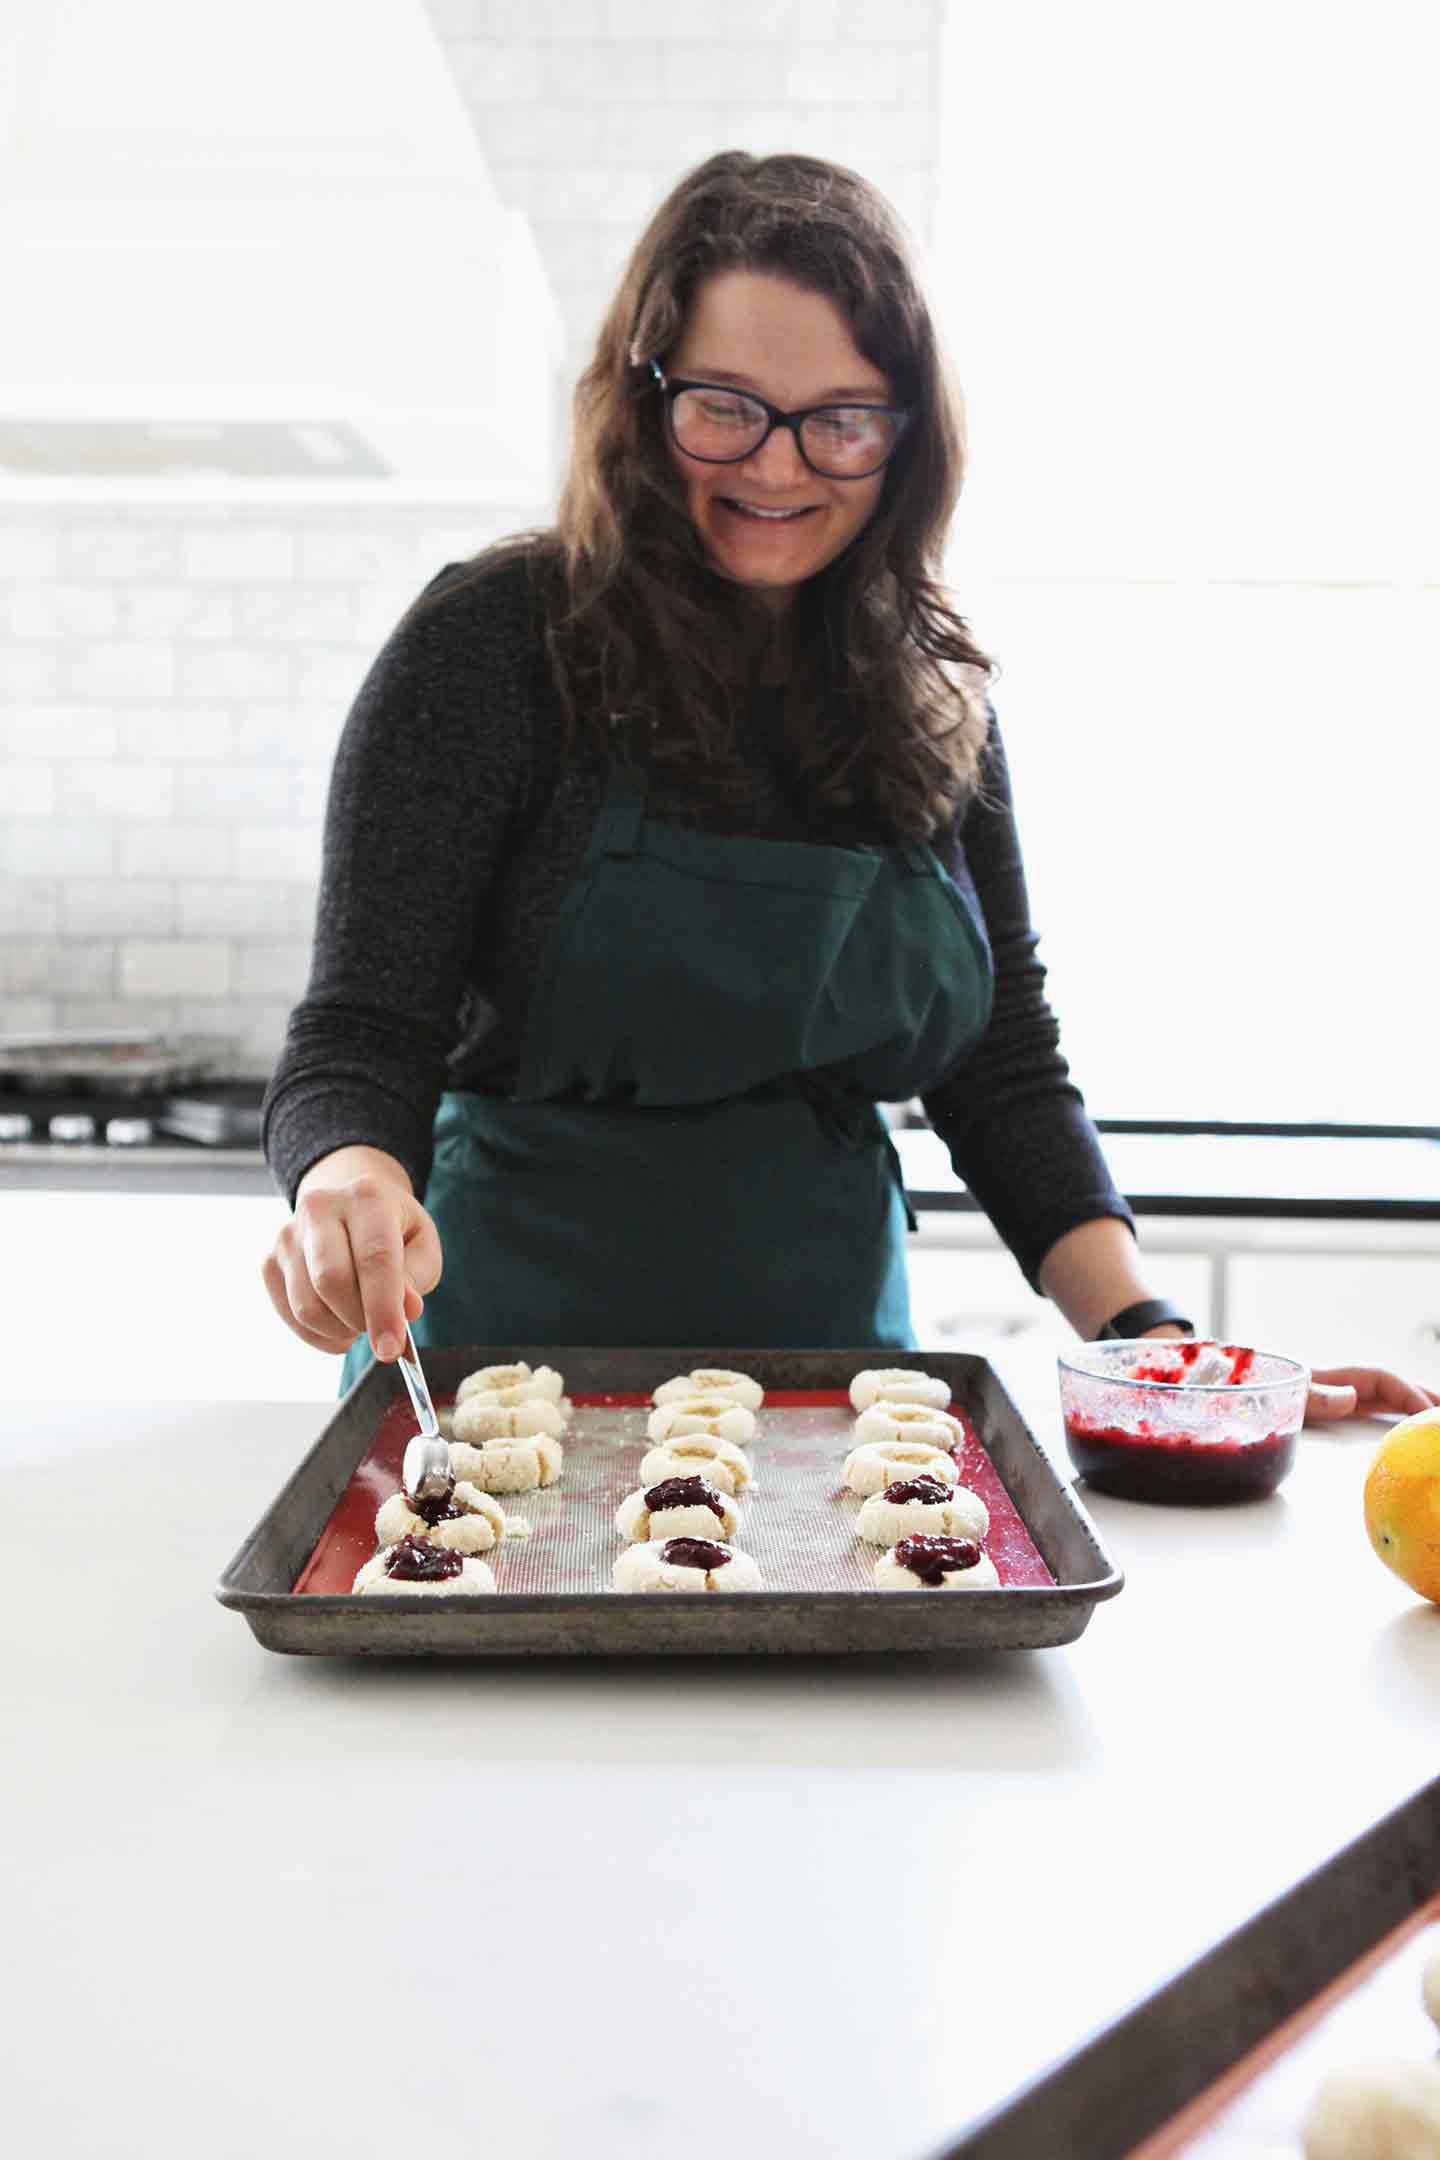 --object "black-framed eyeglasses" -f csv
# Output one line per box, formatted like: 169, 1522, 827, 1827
649, 361, 910, 480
